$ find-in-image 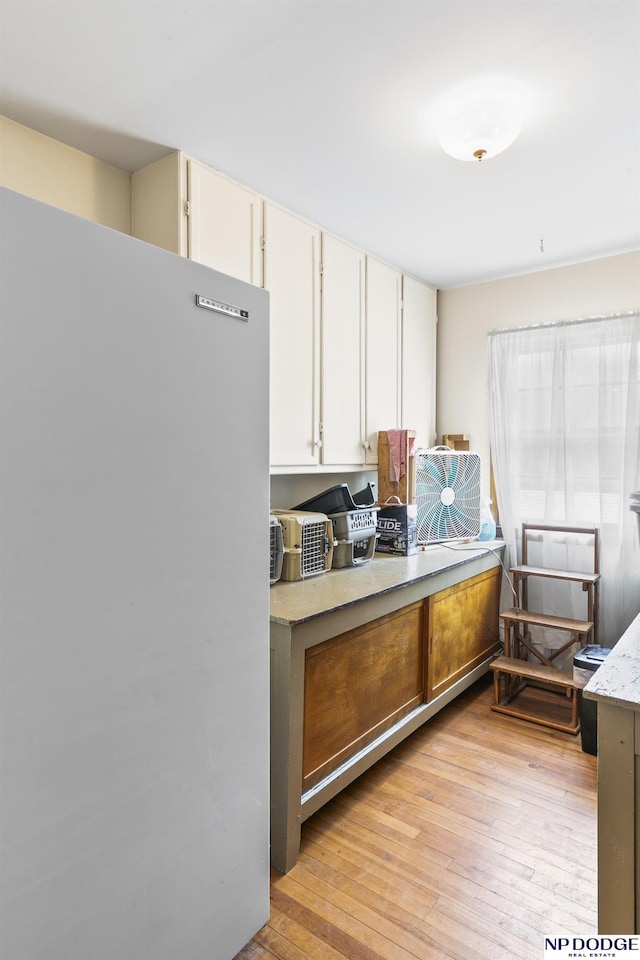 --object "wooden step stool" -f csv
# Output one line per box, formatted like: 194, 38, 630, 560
491, 522, 599, 735
490, 656, 579, 734
501, 607, 594, 667
510, 563, 600, 646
